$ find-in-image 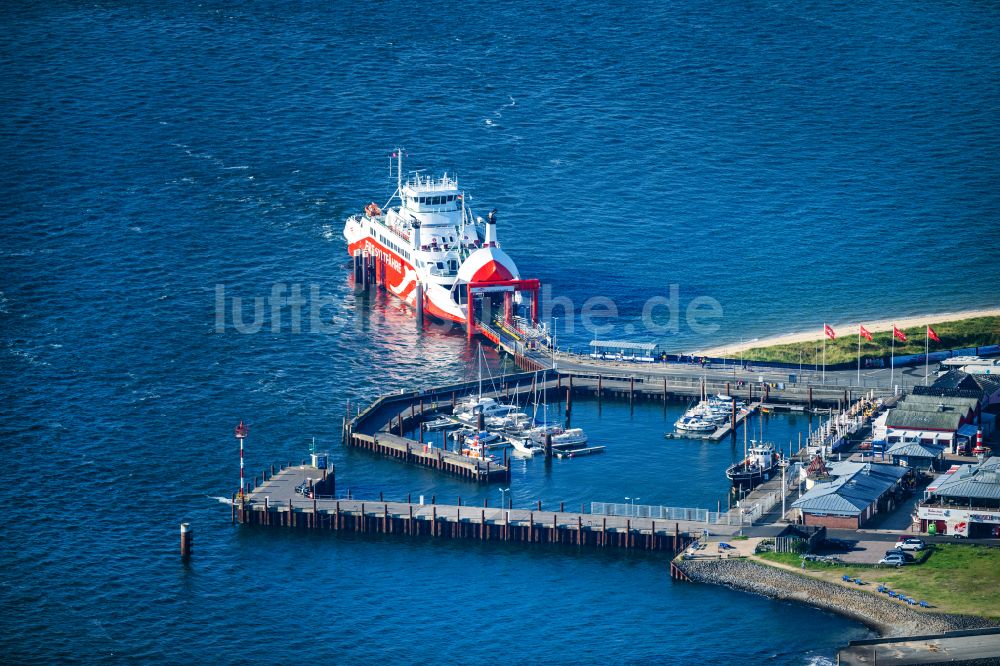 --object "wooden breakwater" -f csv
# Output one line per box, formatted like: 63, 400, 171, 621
235, 465, 697, 553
